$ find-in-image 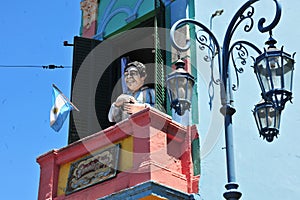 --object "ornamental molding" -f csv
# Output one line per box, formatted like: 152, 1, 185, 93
80, 0, 98, 29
